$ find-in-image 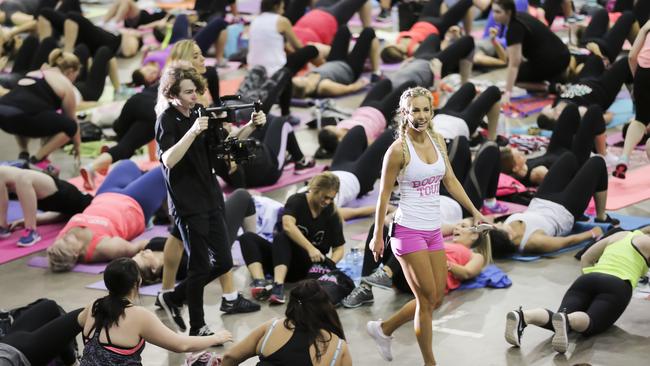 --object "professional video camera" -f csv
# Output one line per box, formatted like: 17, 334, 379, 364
204, 95, 263, 165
